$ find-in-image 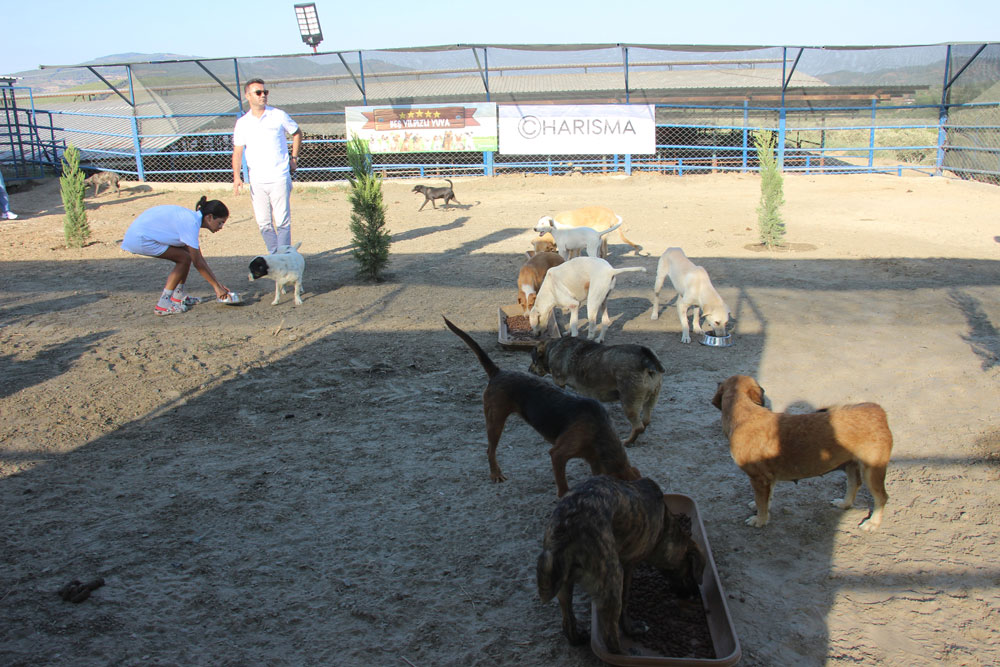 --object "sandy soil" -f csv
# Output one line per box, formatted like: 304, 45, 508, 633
1, 171, 998, 666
